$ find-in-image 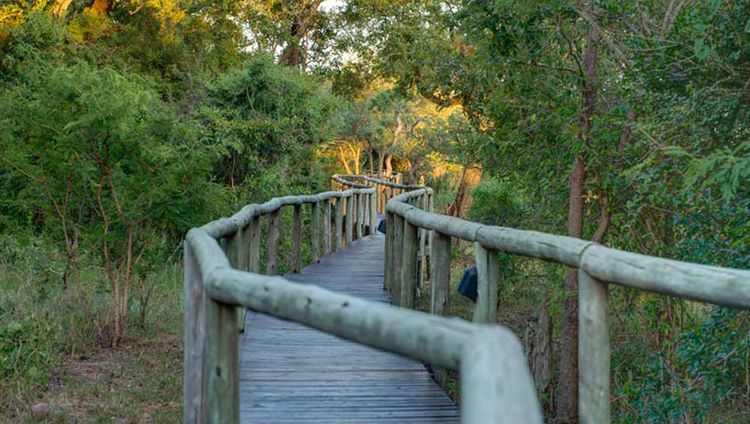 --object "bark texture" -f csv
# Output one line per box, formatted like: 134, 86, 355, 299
556, 4, 599, 422
445, 166, 481, 219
